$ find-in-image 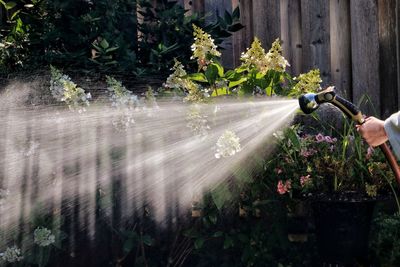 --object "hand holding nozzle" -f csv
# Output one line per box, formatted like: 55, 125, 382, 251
356, 117, 388, 147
